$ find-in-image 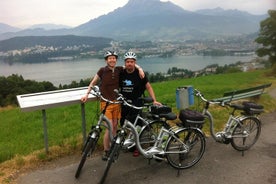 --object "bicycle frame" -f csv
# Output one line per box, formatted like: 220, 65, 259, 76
123, 113, 153, 149
122, 119, 196, 160
197, 89, 262, 144
91, 112, 114, 141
